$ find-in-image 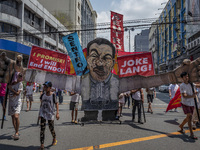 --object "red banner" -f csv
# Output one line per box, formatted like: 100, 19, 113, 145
28, 46, 67, 74
166, 88, 181, 112
117, 52, 154, 78
111, 11, 124, 52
